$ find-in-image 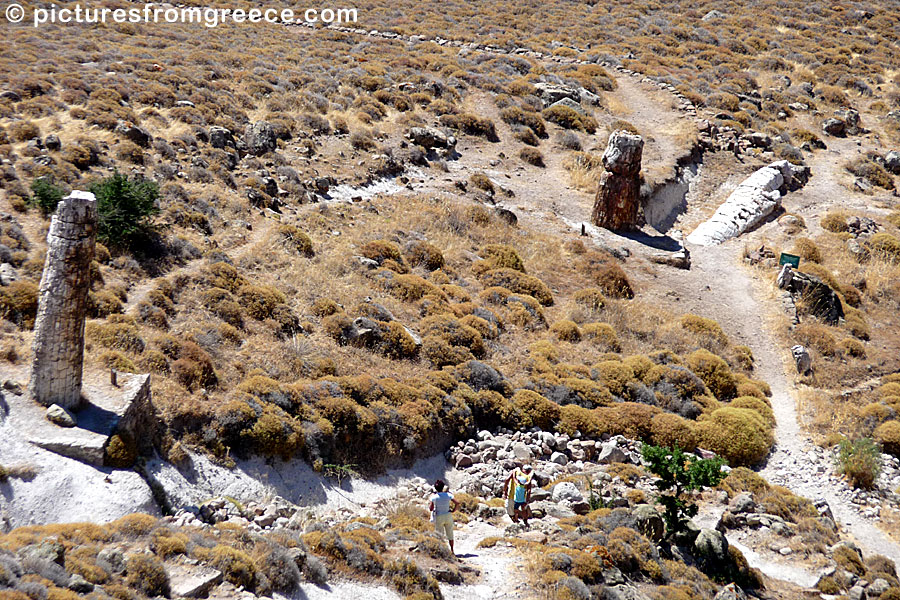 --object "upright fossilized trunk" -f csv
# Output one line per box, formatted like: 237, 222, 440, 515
591, 130, 644, 230
29, 191, 98, 409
